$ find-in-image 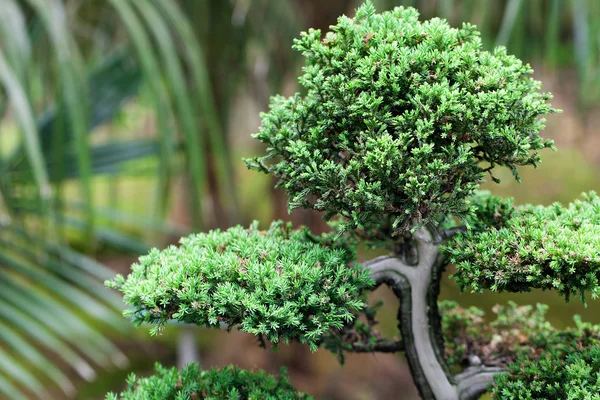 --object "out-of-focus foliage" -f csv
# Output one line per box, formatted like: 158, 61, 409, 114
441, 300, 554, 369
446, 192, 600, 302
0, 0, 299, 398
441, 300, 600, 372
106, 363, 310, 400
108, 221, 373, 351
0, 227, 130, 399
